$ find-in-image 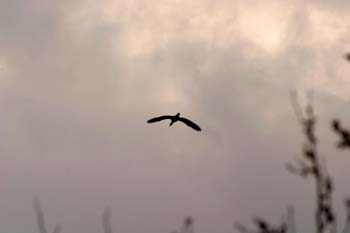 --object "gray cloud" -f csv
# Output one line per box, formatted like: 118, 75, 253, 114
0, 1, 350, 233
